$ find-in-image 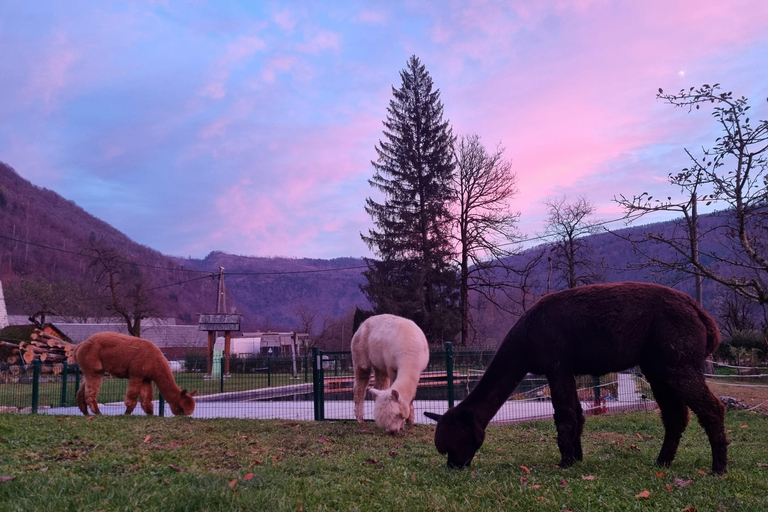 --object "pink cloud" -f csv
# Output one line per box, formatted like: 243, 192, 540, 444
355, 9, 389, 25
23, 32, 78, 109
296, 30, 341, 54
201, 35, 267, 99
273, 9, 298, 32
425, 0, 768, 236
